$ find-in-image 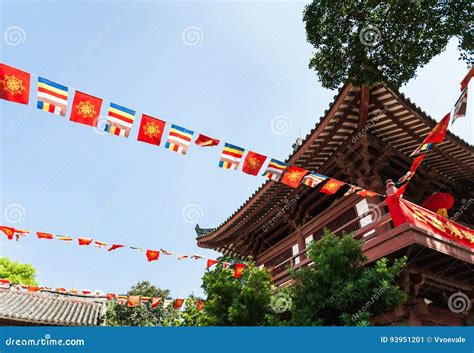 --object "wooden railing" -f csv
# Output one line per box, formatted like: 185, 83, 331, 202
270, 201, 393, 286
